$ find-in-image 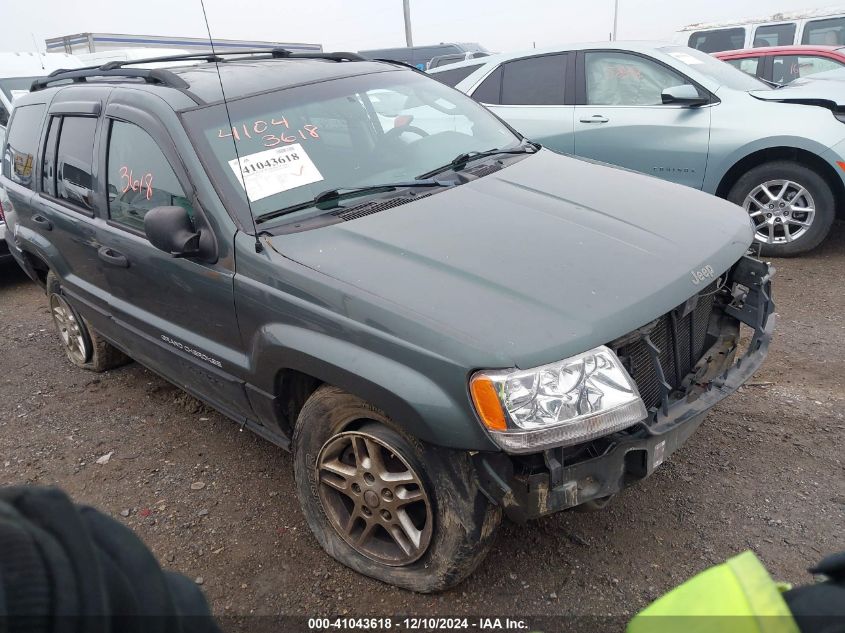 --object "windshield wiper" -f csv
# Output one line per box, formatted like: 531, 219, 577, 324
255, 179, 454, 225
418, 141, 540, 179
